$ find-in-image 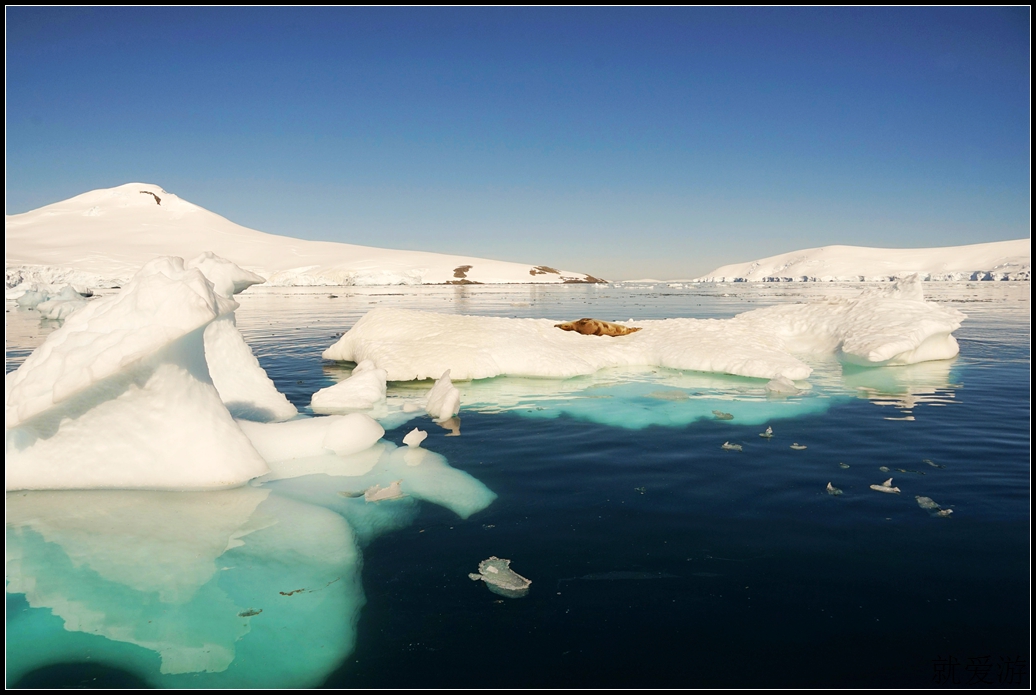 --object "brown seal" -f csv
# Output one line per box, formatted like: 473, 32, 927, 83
554, 318, 642, 337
